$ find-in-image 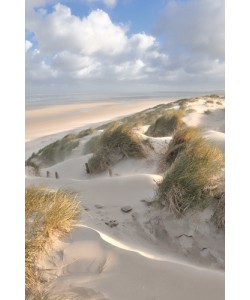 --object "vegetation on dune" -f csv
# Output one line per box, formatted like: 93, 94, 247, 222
146, 110, 185, 137
26, 135, 80, 167
96, 102, 176, 131
38, 134, 80, 164
159, 127, 202, 171
26, 295, 78, 300
83, 135, 100, 154
76, 128, 96, 138
208, 94, 220, 98
25, 160, 40, 176
204, 109, 212, 114
88, 122, 148, 173
206, 100, 214, 104
156, 138, 224, 216
185, 108, 197, 114
96, 96, 217, 133
212, 184, 225, 229
25, 186, 80, 298
26, 128, 97, 168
